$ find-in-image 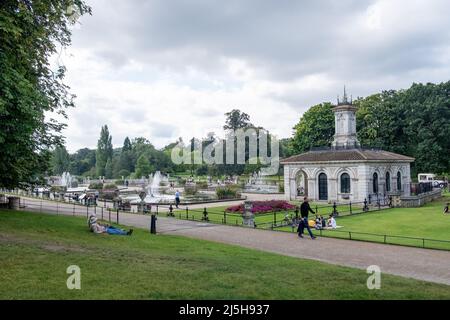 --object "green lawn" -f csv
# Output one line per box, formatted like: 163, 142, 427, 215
173, 194, 450, 250
1, 210, 450, 299
277, 194, 450, 249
